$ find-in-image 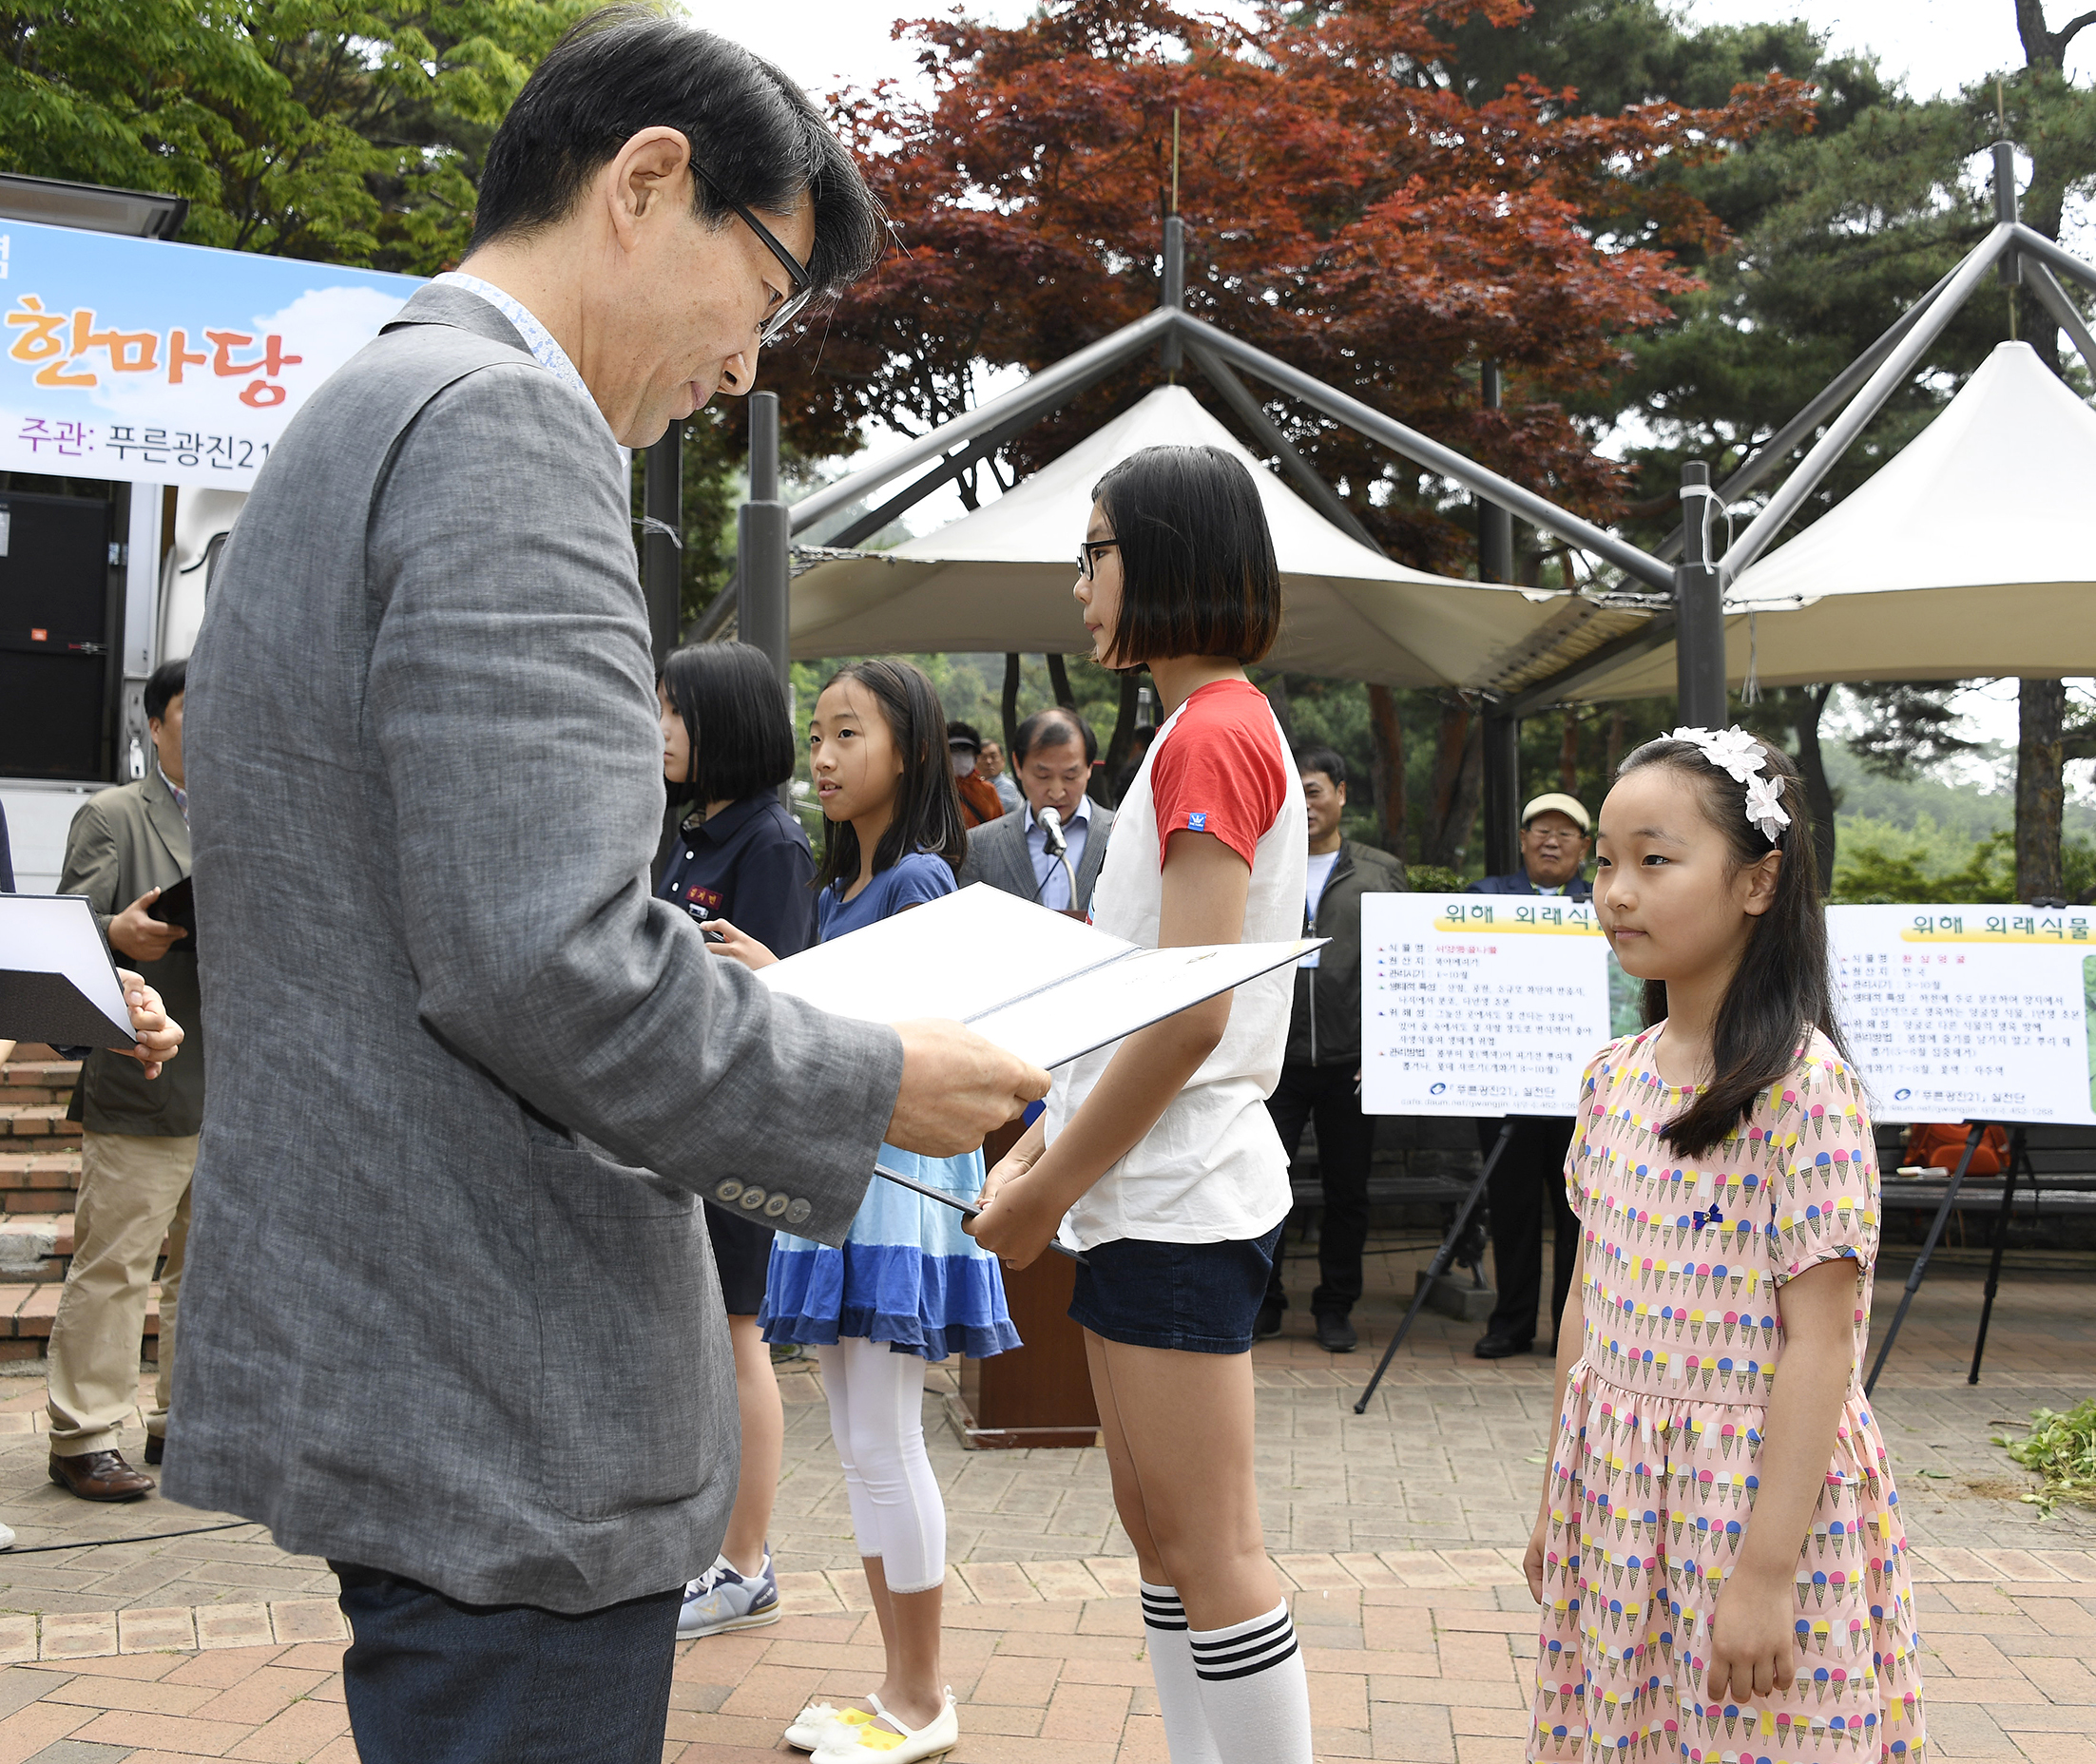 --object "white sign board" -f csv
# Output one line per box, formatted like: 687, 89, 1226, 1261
1360, 893, 1629, 1118
1827, 904, 2096, 1124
